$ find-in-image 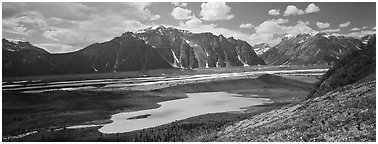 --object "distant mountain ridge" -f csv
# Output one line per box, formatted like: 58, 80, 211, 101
3, 26, 374, 77
3, 38, 53, 76
260, 32, 367, 66
134, 26, 265, 68
2, 26, 265, 77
